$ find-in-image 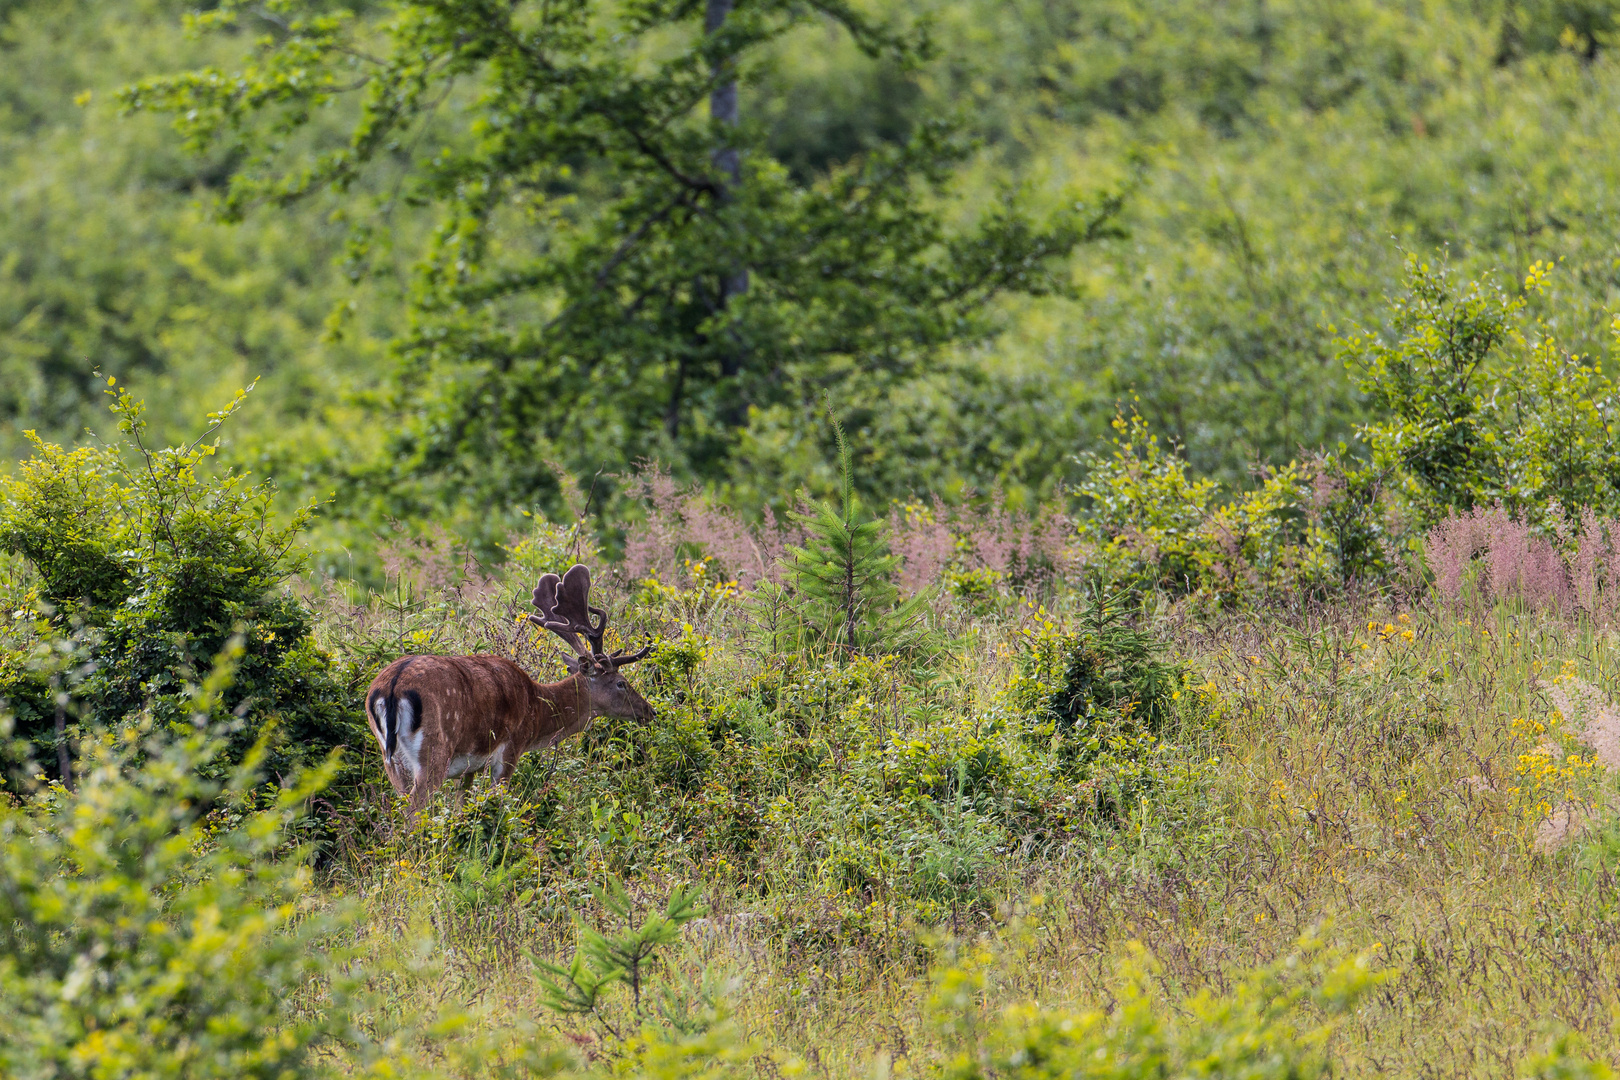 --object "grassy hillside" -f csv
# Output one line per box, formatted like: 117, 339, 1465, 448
16, 529, 1614, 1076
11, 2, 1620, 1075
5, 406, 1620, 1073
291, 549, 1620, 1076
